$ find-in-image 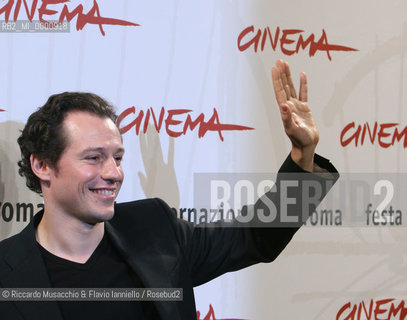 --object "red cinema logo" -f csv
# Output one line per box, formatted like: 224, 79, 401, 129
340, 121, 407, 148
0, 0, 139, 36
336, 299, 407, 320
117, 106, 254, 141
238, 26, 358, 60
